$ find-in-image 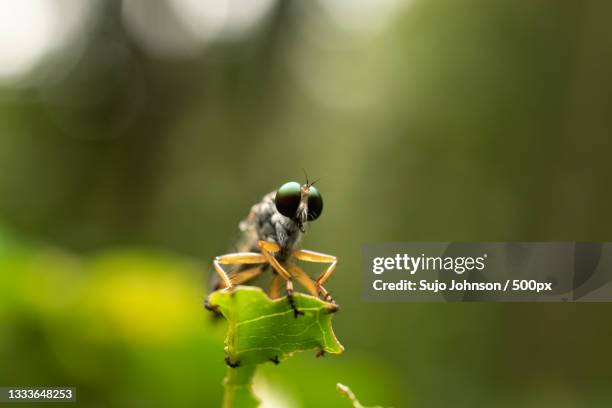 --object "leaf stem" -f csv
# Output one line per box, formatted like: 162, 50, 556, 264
223, 365, 259, 408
